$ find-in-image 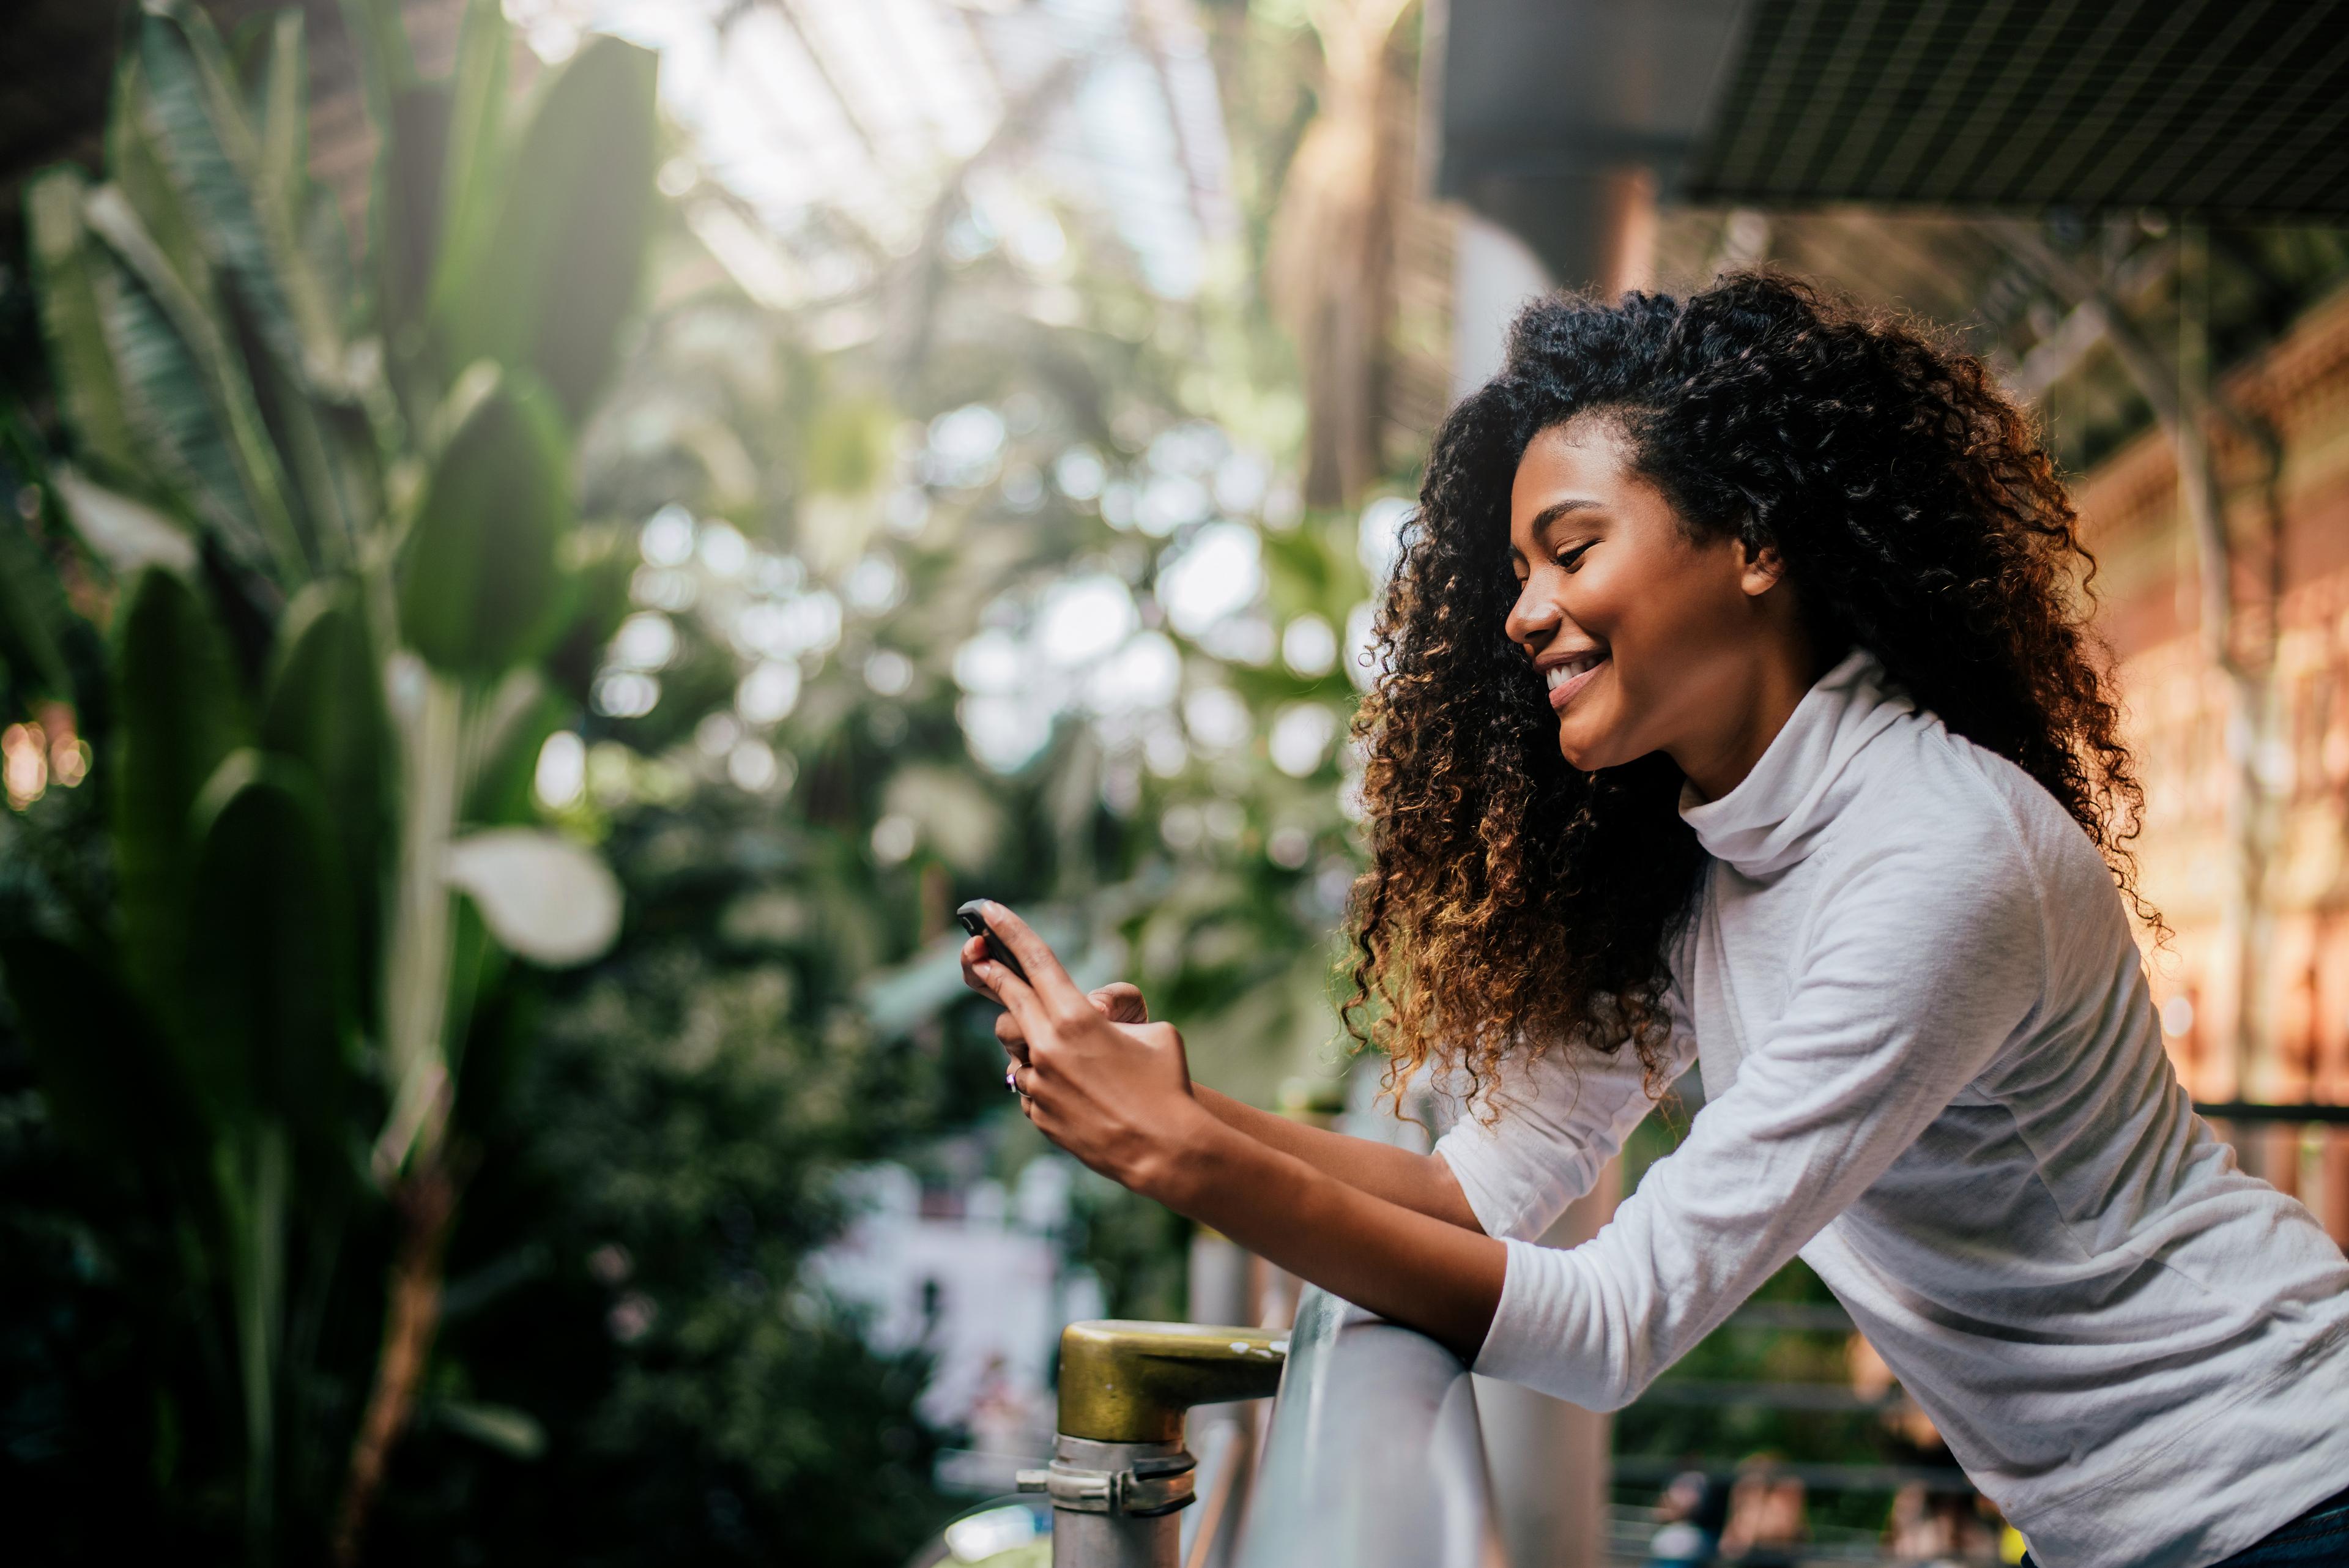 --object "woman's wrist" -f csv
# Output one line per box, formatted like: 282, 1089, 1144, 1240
1130, 1097, 1242, 1214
